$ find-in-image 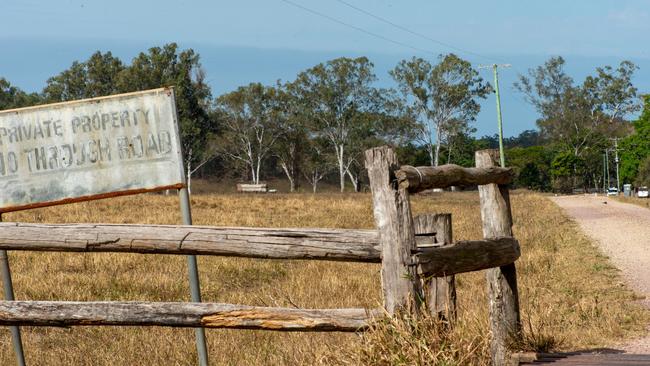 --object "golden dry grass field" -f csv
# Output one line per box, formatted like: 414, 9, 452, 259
0, 189, 647, 365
